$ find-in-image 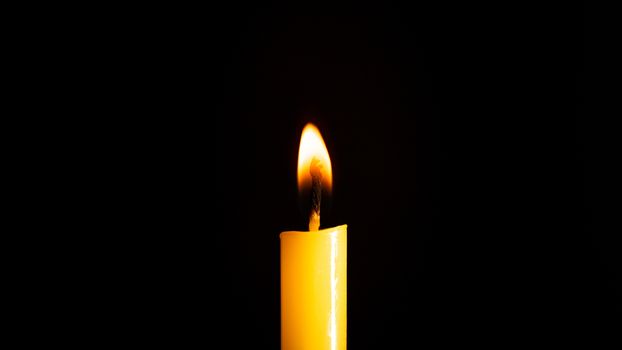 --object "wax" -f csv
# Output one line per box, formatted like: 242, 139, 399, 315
280, 225, 347, 350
